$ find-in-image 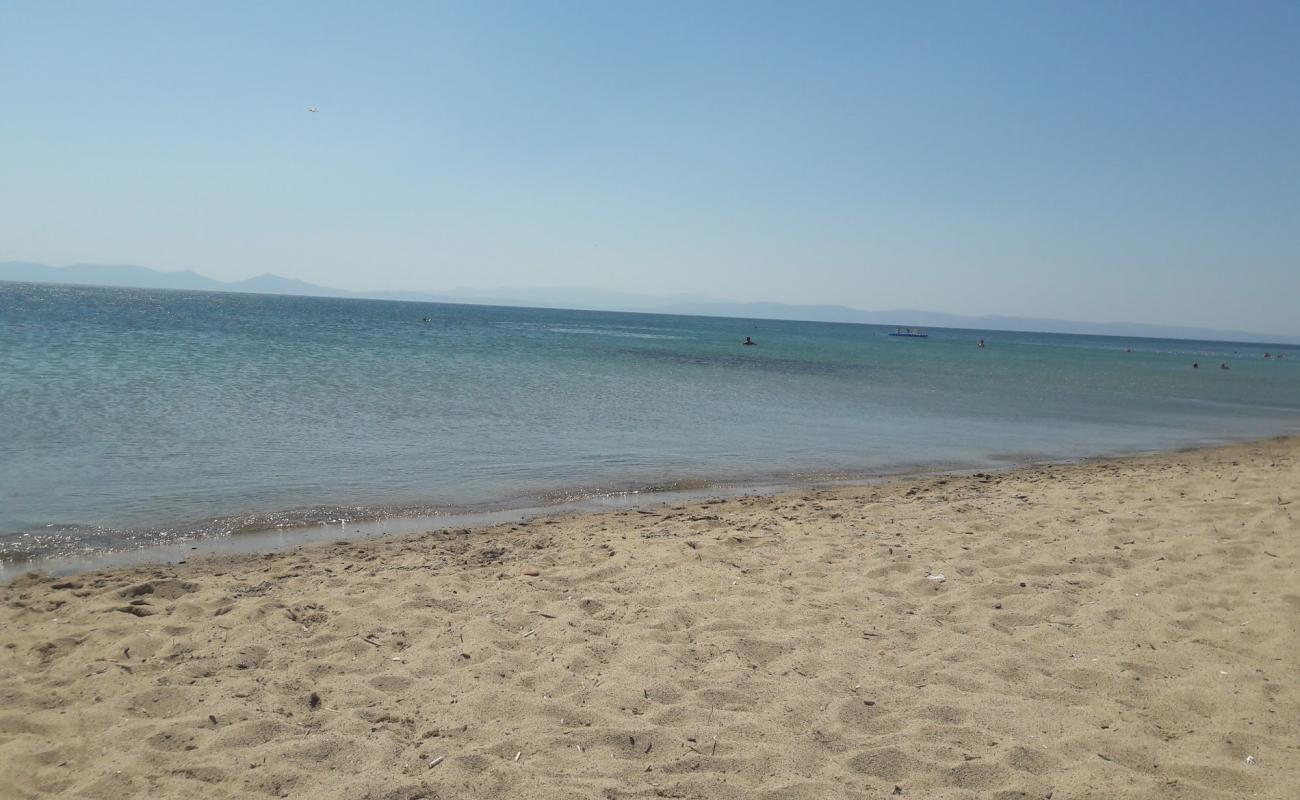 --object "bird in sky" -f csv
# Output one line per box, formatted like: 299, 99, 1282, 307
307, 106, 319, 113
